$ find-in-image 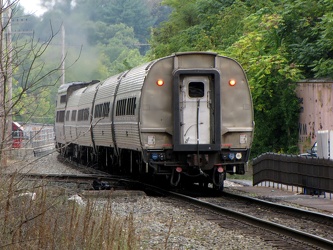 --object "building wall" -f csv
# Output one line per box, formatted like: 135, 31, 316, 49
296, 80, 333, 153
